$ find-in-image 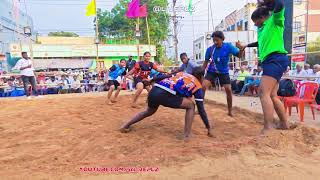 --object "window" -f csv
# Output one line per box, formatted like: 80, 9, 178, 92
198, 43, 201, 49
244, 21, 248, 31
293, 21, 301, 33
199, 53, 201, 60
196, 54, 199, 60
